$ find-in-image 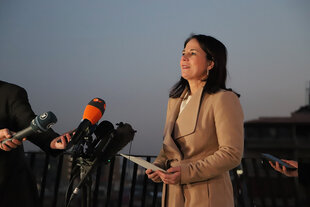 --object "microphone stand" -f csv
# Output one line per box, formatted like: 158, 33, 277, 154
69, 158, 97, 207
66, 132, 114, 207
65, 122, 135, 207
66, 135, 95, 207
